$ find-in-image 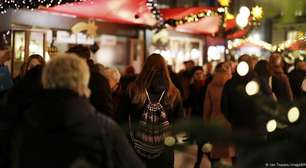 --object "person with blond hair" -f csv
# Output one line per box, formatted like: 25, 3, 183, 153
203, 62, 233, 168
67, 45, 113, 117
9, 54, 145, 168
102, 67, 121, 92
